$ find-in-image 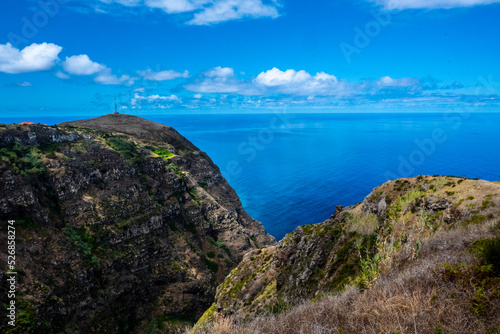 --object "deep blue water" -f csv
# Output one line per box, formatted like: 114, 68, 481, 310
1, 112, 500, 240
